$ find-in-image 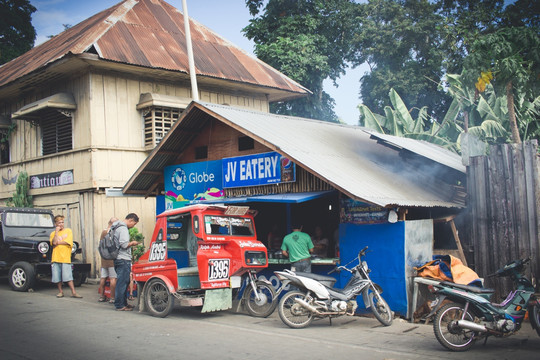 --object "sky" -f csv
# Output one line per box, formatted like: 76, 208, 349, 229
29, 0, 366, 125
